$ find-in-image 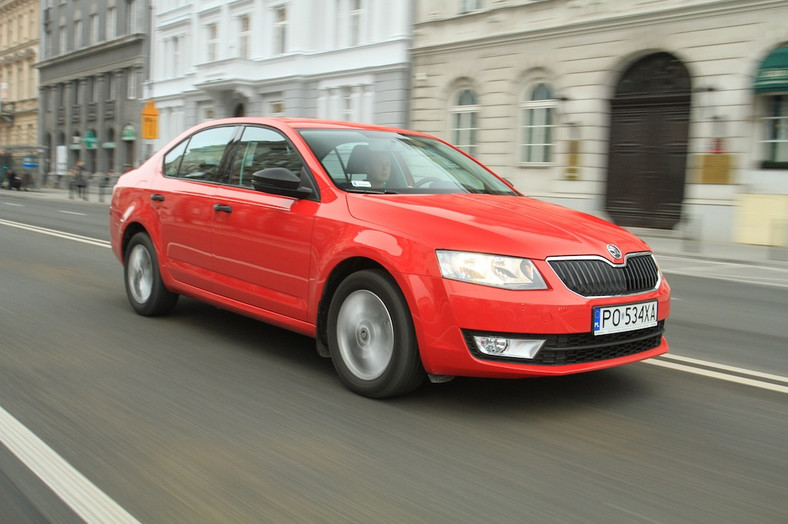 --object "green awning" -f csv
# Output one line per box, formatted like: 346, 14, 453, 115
755, 46, 788, 93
